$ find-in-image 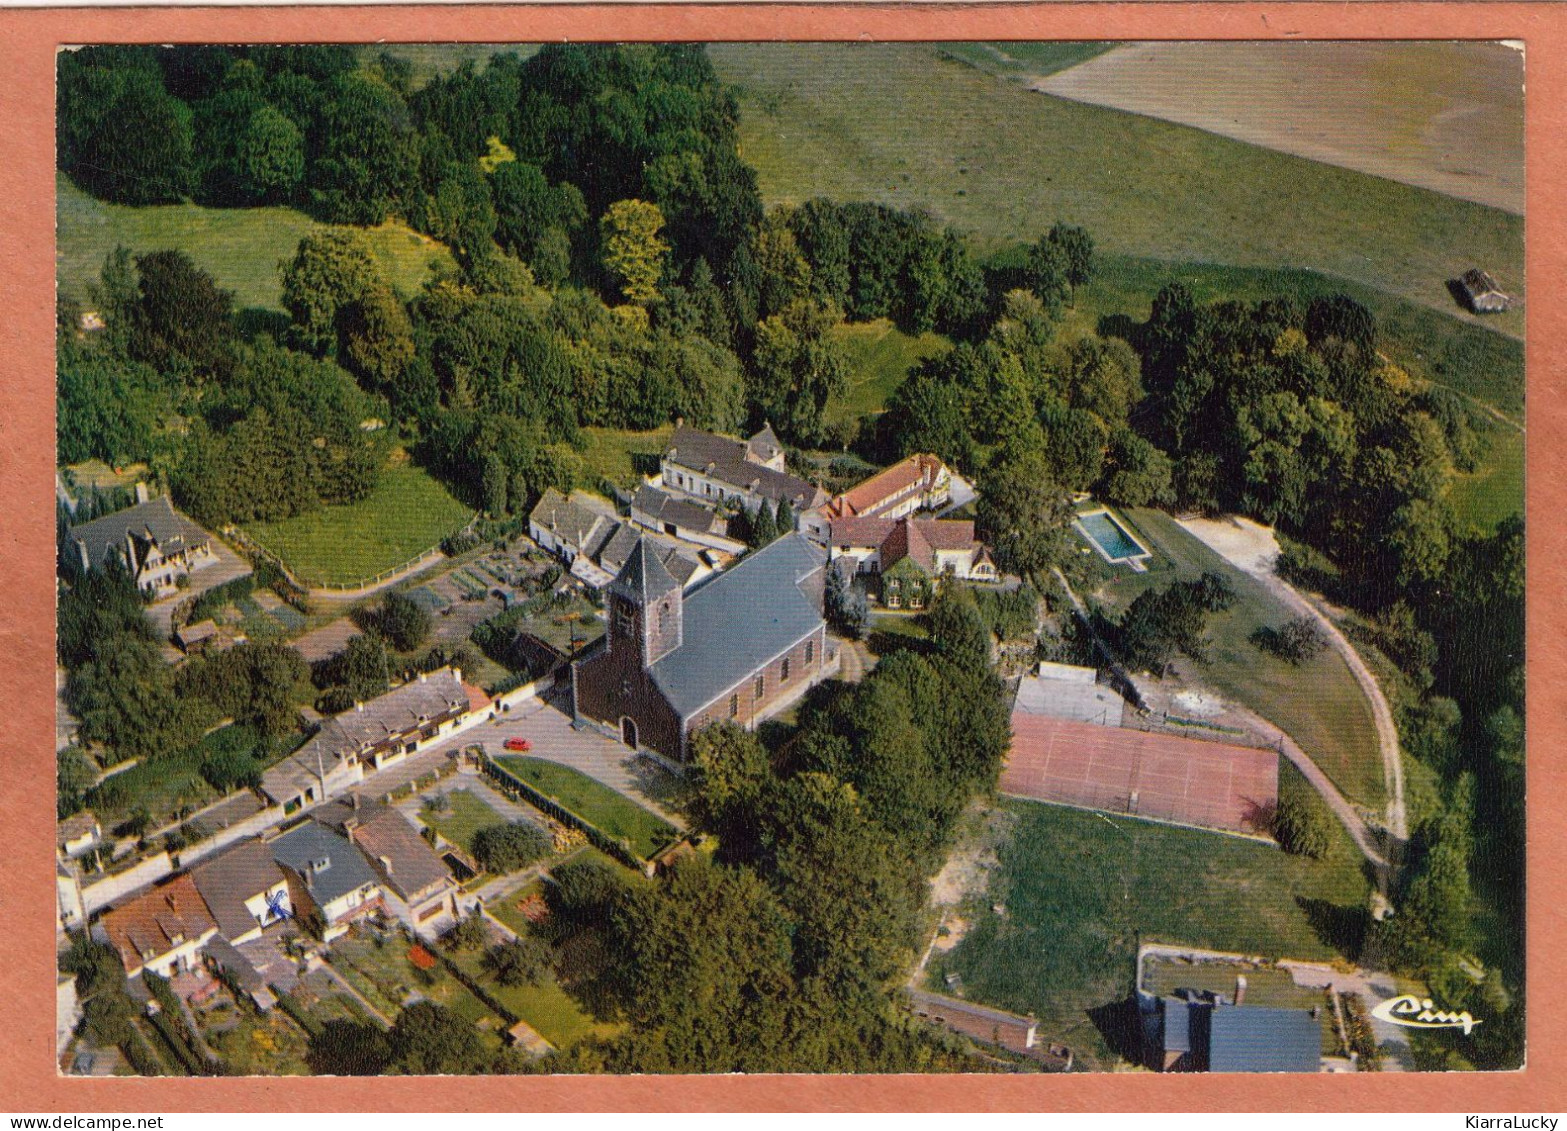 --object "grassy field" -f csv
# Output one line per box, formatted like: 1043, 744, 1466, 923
826, 318, 951, 425
495, 755, 678, 859
576, 425, 675, 490
422, 789, 510, 856
1089, 507, 1385, 808
929, 796, 1371, 1069
245, 464, 473, 587
712, 43, 1524, 338
57, 172, 456, 313
935, 42, 1116, 82
1448, 428, 1525, 533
